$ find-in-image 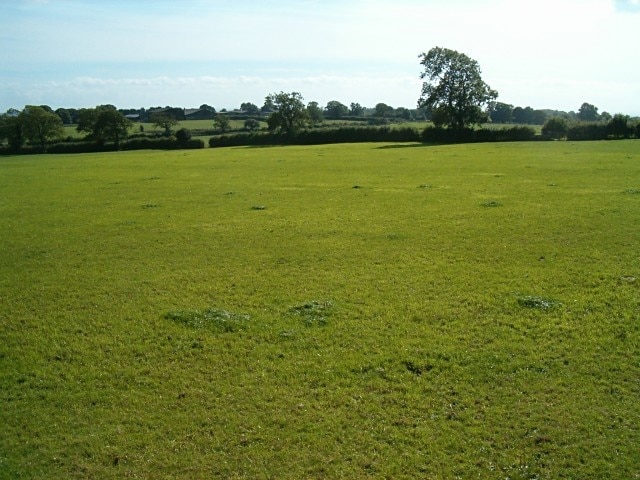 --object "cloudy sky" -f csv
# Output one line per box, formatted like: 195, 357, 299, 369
1, 0, 639, 114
